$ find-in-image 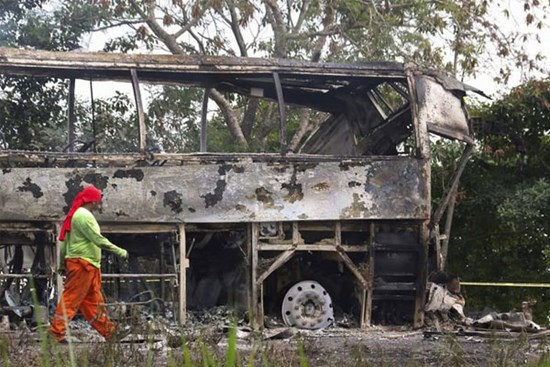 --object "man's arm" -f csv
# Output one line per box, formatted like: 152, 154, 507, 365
58, 240, 67, 270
